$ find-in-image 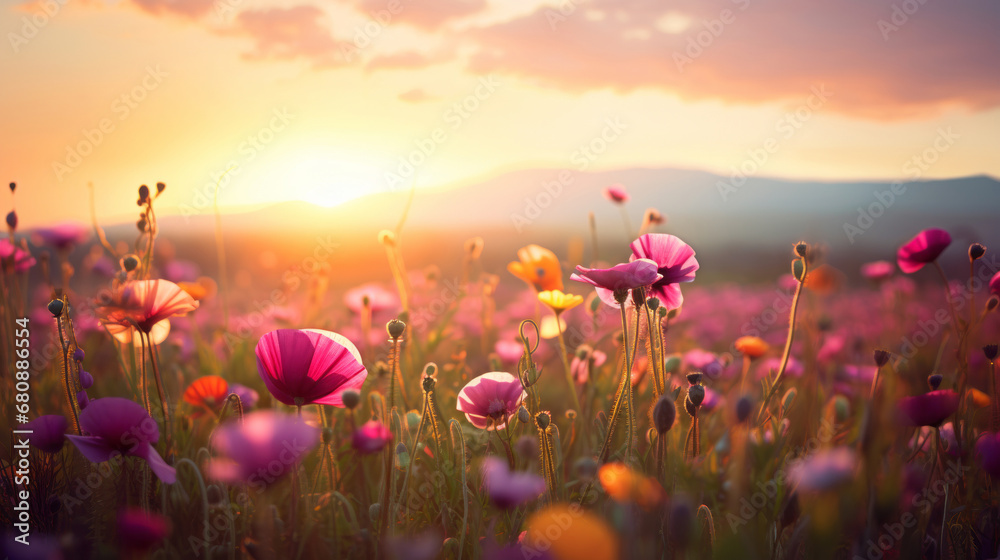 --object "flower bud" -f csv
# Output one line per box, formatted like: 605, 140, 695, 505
794, 242, 808, 258
156, 182, 166, 195
686, 372, 703, 385
47, 299, 64, 318
613, 288, 629, 304
735, 395, 753, 424
534, 411, 551, 430
664, 355, 681, 374
138, 184, 149, 203
667, 308, 679, 320
421, 376, 436, 393
873, 349, 891, 368
121, 254, 140, 272
988, 296, 999, 312
341, 389, 361, 410
687, 385, 705, 407
73, 348, 85, 362
684, 398, 697, 417
368, 503, 381, 524
781, 387, 797, 415
386, 319, 406, 339
646, 297, 660, 311
927, 374, 943, 390
969, 243, 986, 261
422, 362, 437, 377
984, 344, 999, 362
5, 211, 16, 229
8, 182, 15, 193
517, 405, 531, 424
653, 395, 677, 434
